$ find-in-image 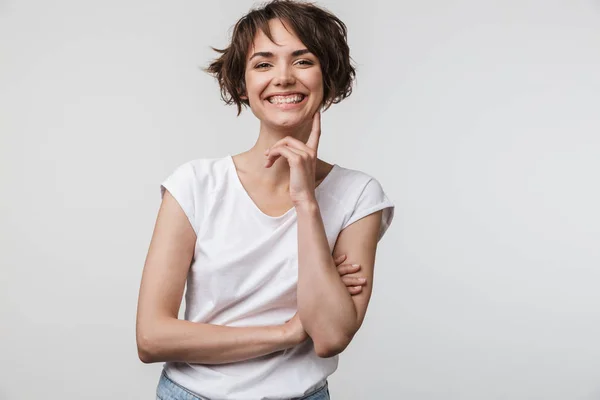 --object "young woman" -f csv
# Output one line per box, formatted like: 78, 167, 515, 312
136, 1, 395, 399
